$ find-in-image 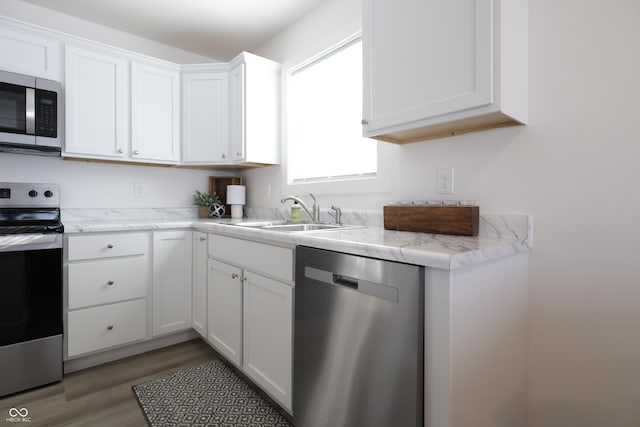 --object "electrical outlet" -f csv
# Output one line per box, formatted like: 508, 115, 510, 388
134, 183, 144, 199
437, 168, 454, 194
